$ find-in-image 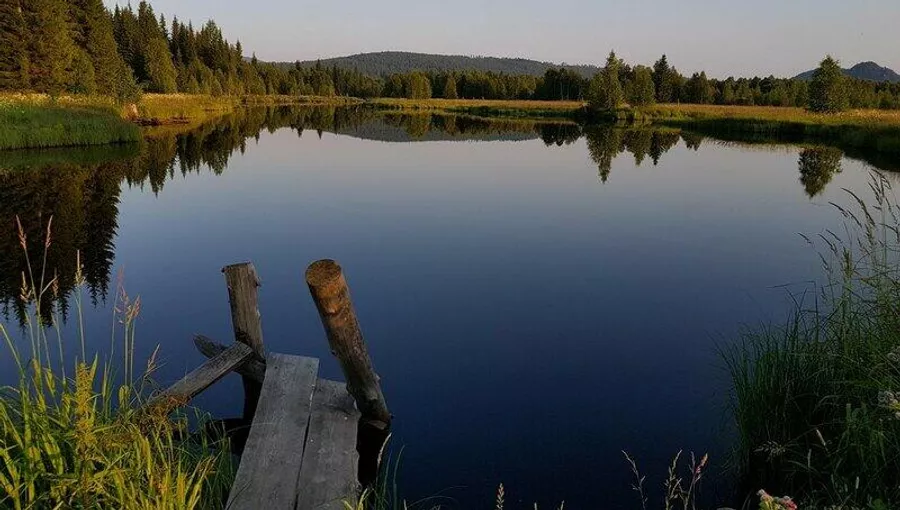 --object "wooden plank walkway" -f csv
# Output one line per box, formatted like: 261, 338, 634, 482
226, 354, 361, 510
151, 260, 389, 509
